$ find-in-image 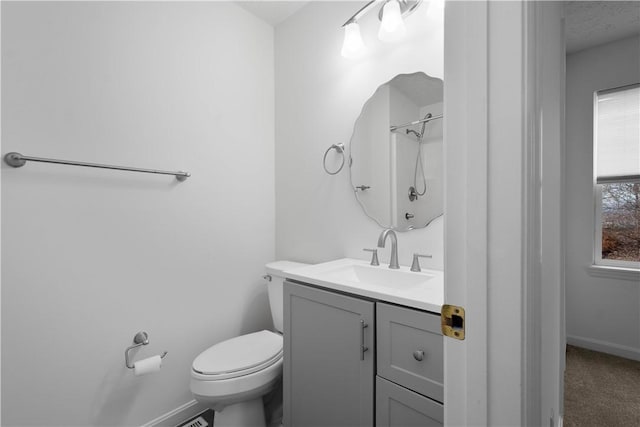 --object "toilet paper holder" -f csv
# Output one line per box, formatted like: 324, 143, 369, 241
125, 331, 168, 369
